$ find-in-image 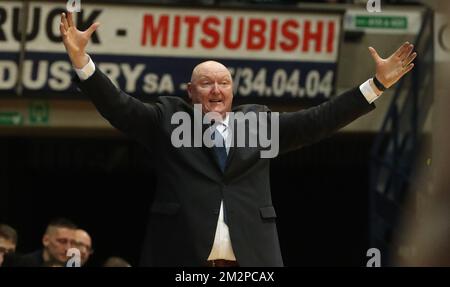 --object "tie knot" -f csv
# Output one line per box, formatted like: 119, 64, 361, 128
212, 128, 225, 147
